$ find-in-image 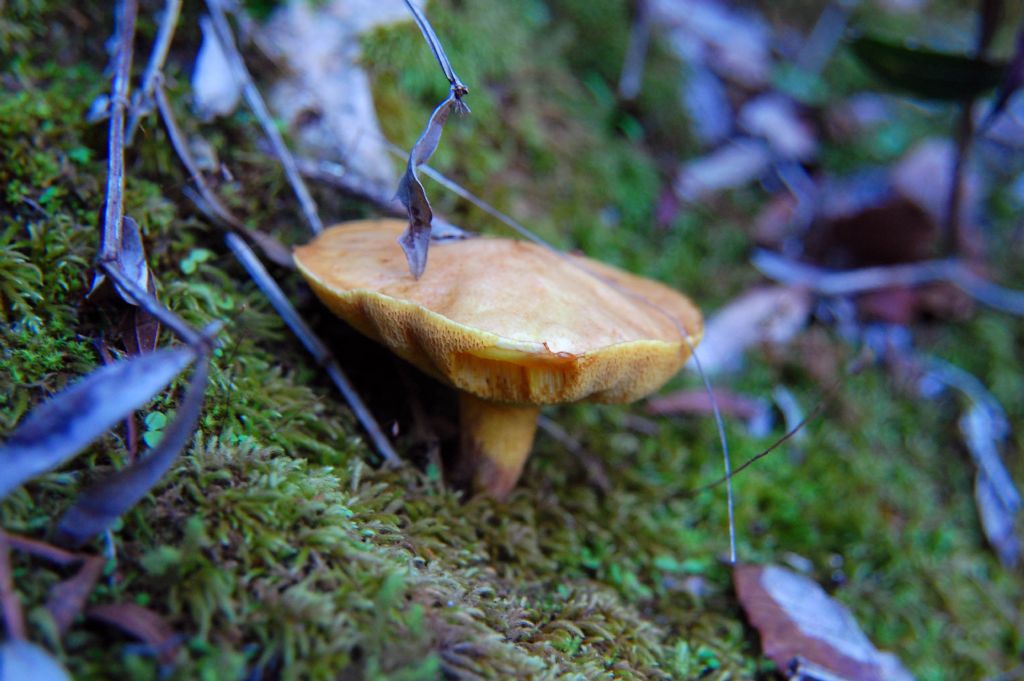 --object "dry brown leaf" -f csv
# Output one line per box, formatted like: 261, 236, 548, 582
734, 563, 914, 681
